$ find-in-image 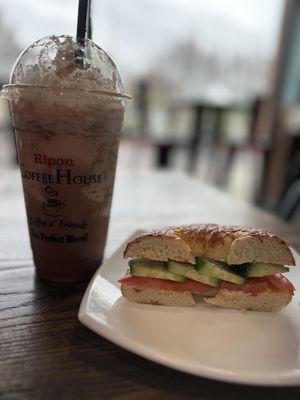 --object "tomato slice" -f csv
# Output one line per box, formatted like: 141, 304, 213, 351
119, 274, 295, 296
220, 274, 295, 295
119, 276, 218, 295
220, 280, 269, 294
261, 274, 295, 294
